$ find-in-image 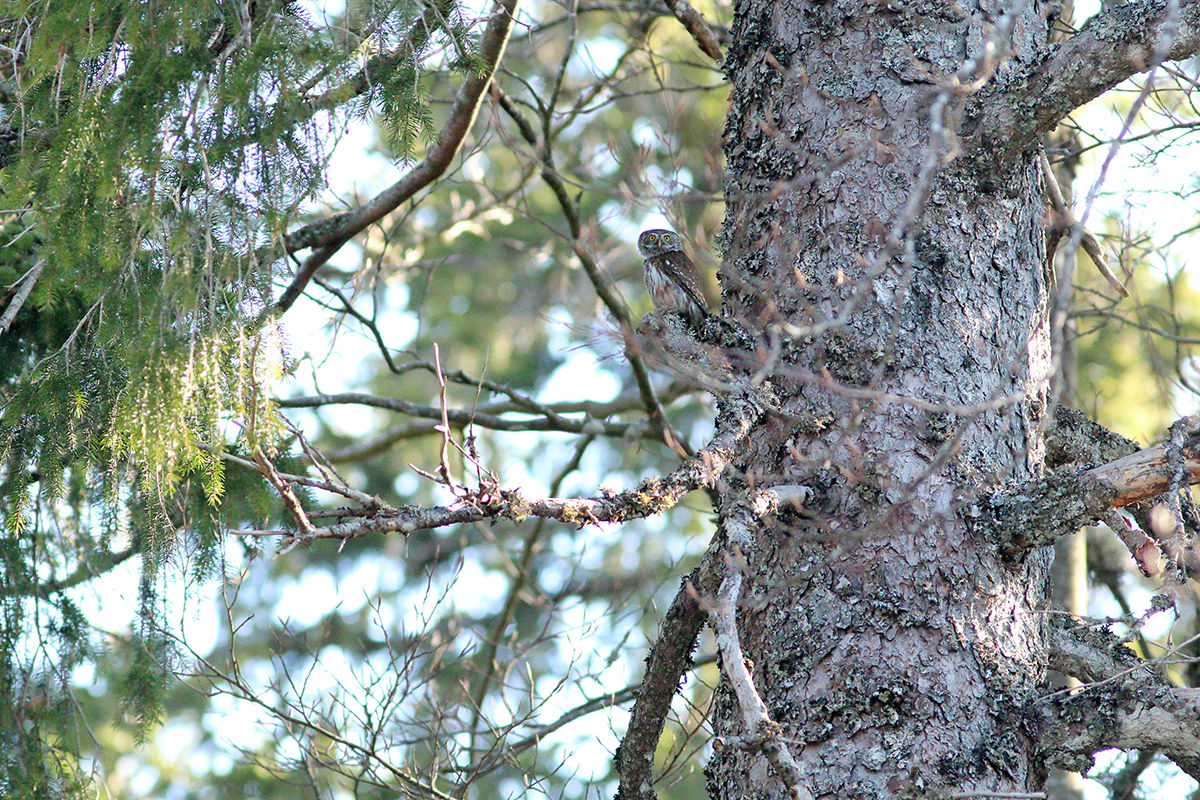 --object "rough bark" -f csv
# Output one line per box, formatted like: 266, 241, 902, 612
1043, 621, 1200, 781
694, 0, 1200, 791
709, 0, 1057, 795
614, 566, 712, 800
976, 428, 1200, 559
